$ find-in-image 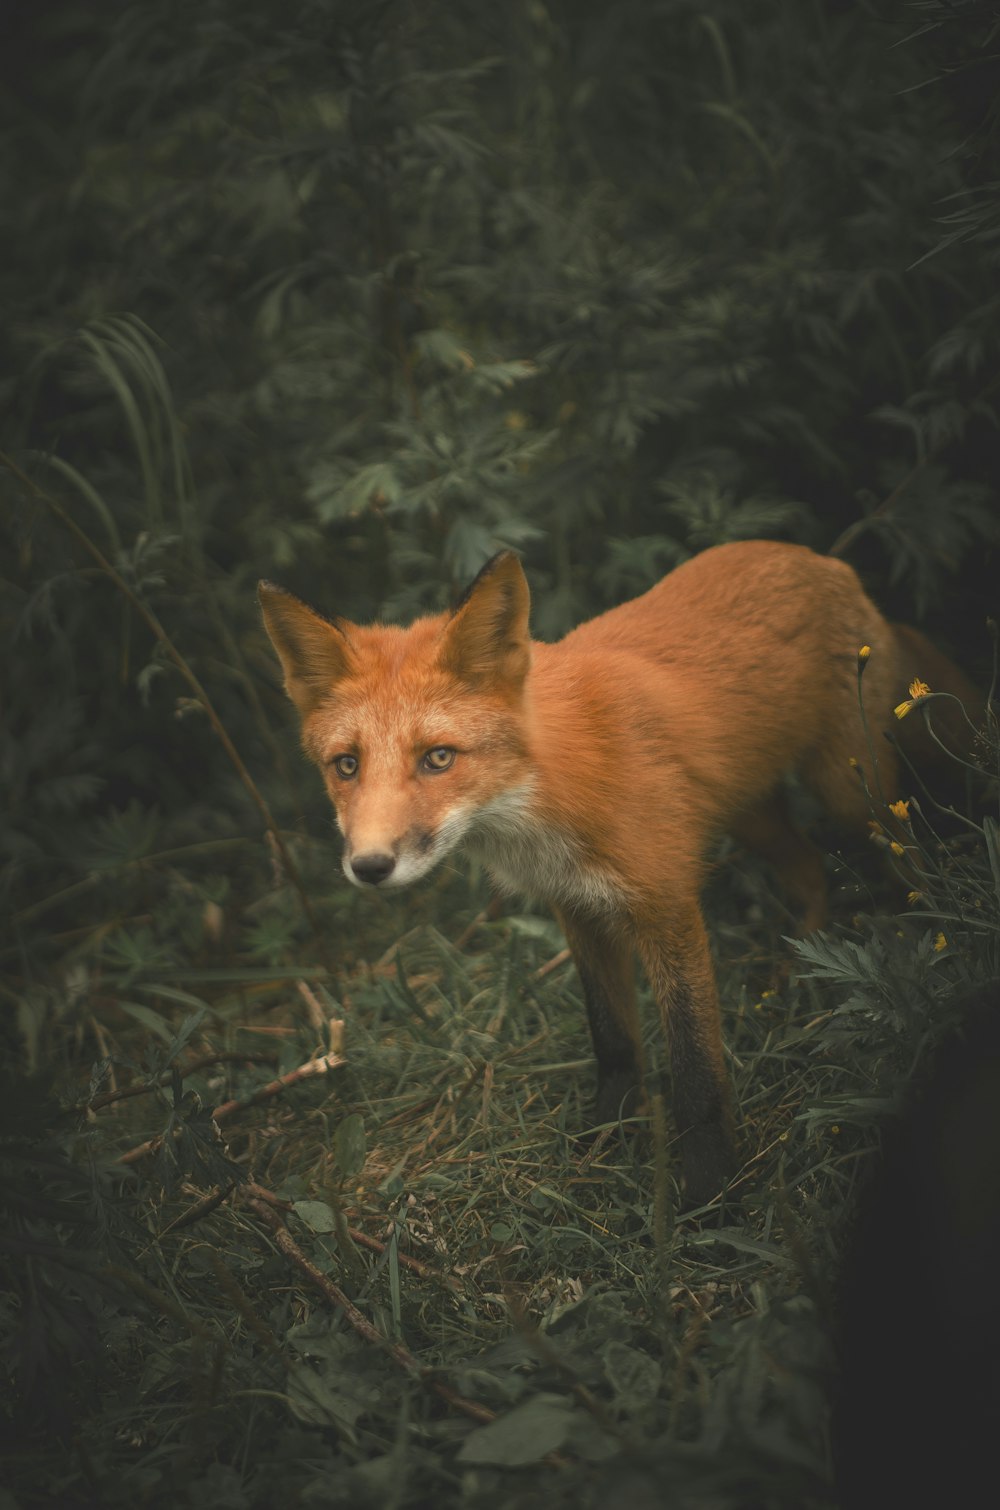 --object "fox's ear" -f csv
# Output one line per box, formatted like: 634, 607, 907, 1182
258, 581, 354, 718
440, 551, 531, 689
